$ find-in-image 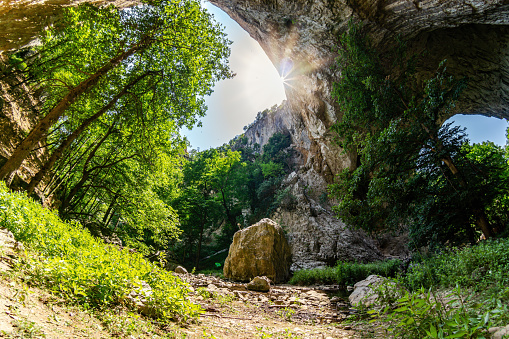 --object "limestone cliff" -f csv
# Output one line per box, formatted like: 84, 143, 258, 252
227, 0, 509, 268
0, 56, 46, 191
0, 0, 137, 53
241, 102, 384, 270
